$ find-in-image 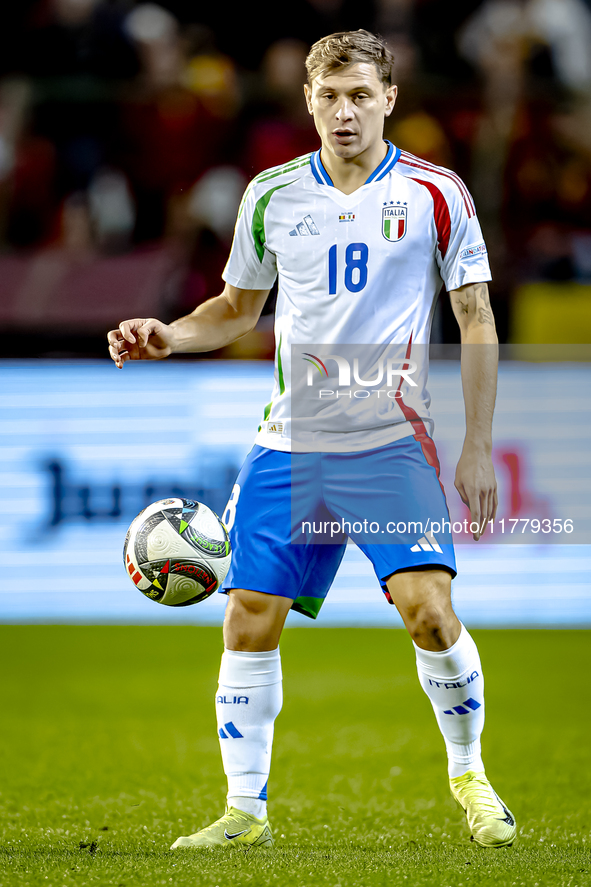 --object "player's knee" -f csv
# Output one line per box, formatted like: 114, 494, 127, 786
407, 601, 443, 635
224, 589, 291, 651
405, 599, 456, 649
